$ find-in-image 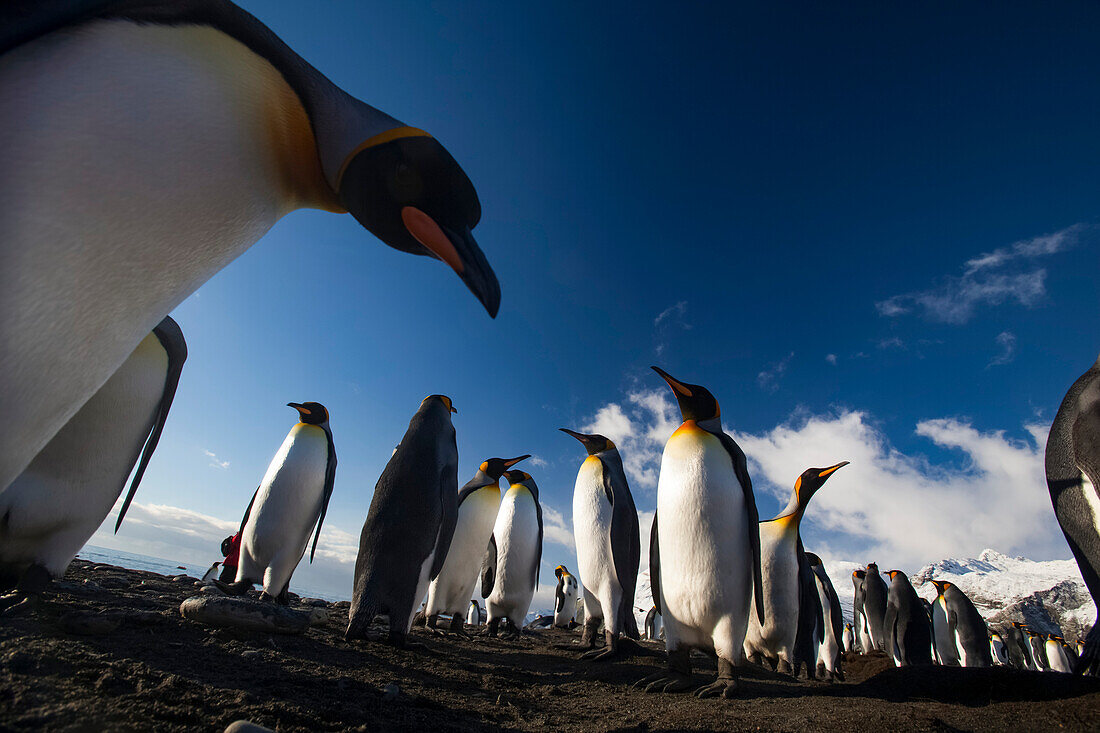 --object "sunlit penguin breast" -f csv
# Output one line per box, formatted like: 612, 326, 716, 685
428, 485, 500, 611
573, 457, 616, 605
